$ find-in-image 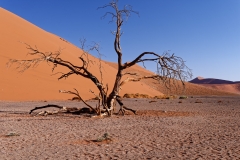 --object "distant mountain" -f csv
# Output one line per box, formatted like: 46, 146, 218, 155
189, 76, 239, 84
189, 77, 240, 94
